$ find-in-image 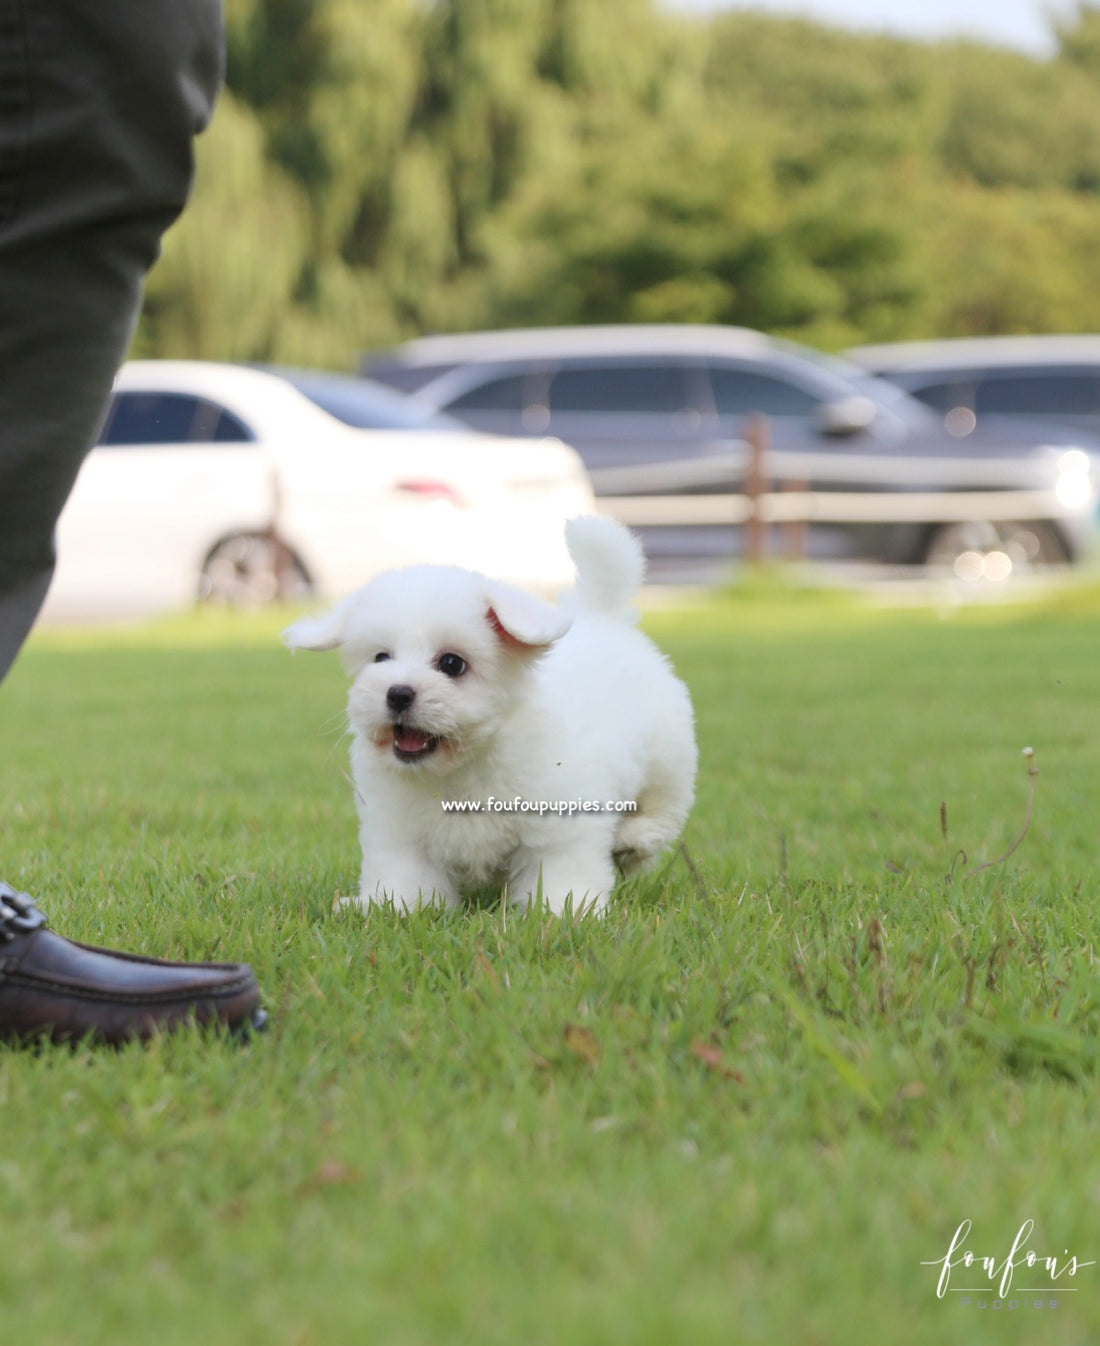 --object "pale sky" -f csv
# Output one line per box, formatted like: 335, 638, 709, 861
666, 0, 1079, 57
